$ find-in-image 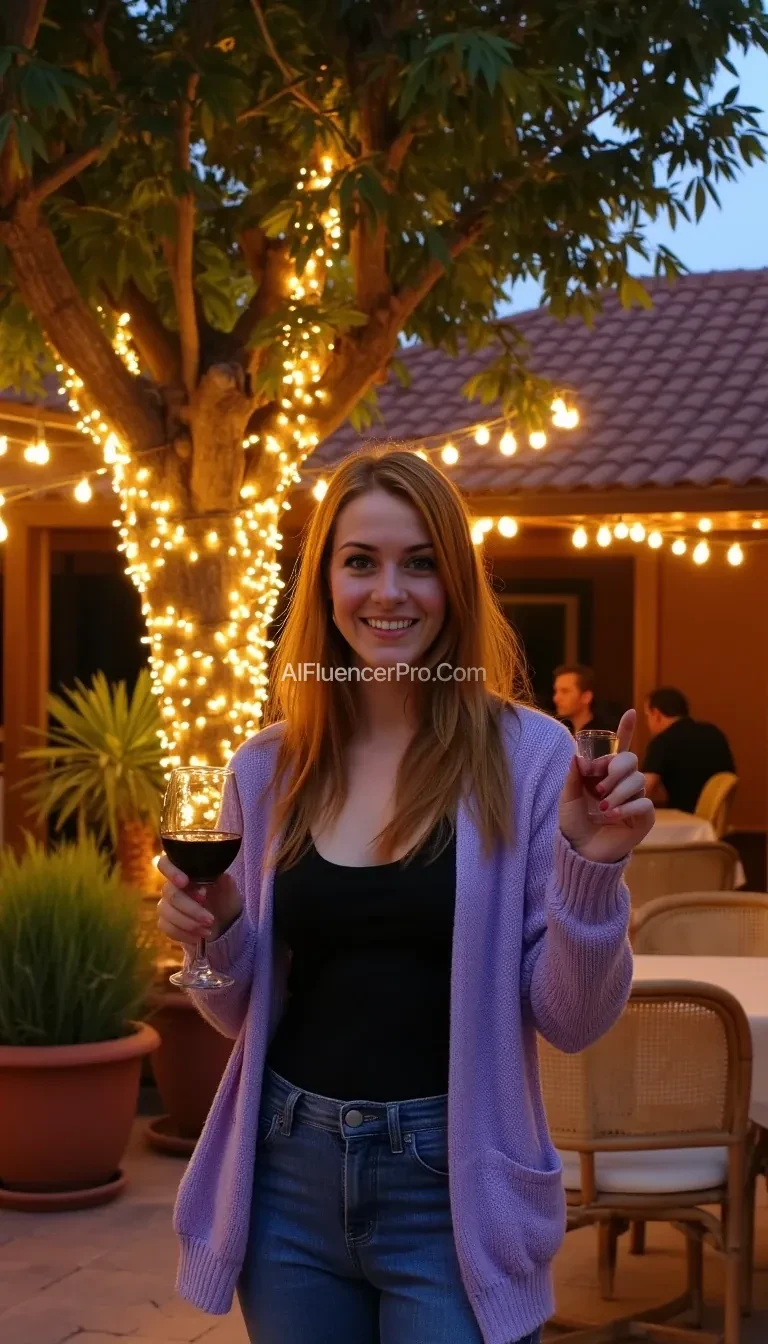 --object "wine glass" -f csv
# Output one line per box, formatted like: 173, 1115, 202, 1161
160, 766, 243, 990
